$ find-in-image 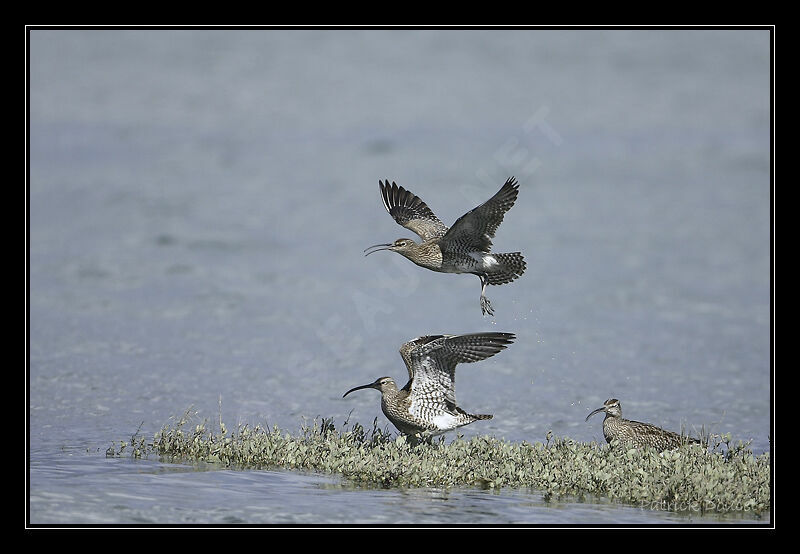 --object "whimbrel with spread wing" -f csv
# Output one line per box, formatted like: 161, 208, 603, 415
365, 178, 525, 316
343, 332, 515, 436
